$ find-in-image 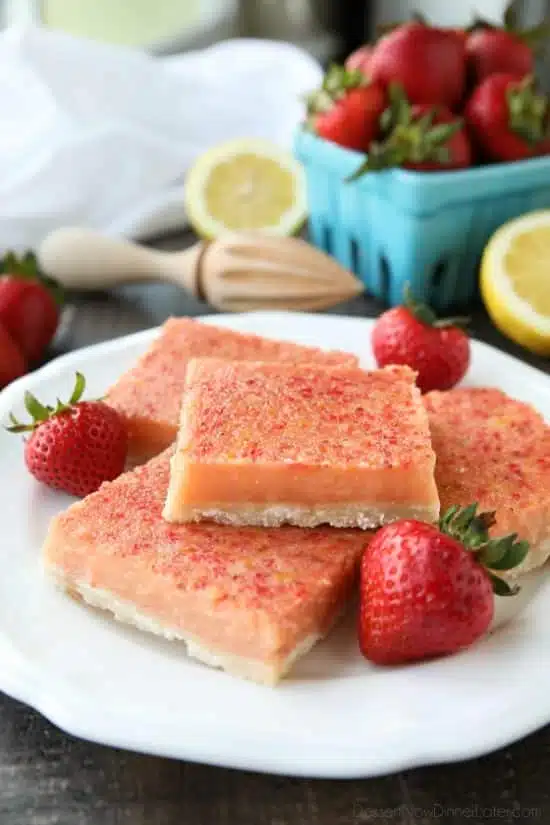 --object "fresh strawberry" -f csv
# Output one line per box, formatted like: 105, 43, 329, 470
447, 27, 469, 46
465, 0, 549, 84
0, 322, 27, 388
466, 29, 533, 83
367, 23, 466, 110
350, 90, 472, 177
345, 45, 374, 76
7, 372, 127, 497
359, 504, 528, 665
372, 289, 470, 393
0, 251, 62, 362
465, 74, 550, 163
375, 11, 428, 39
307, 65, 387, 151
